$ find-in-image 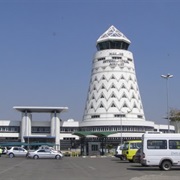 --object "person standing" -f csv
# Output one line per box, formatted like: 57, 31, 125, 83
0, 147, 2, 157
